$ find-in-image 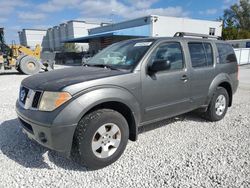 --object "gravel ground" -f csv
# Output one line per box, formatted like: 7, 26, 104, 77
0, 67, 249, 188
